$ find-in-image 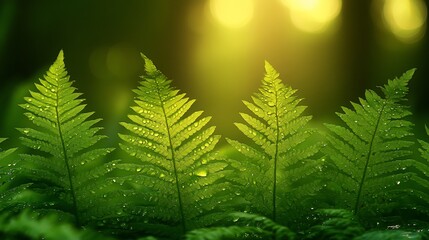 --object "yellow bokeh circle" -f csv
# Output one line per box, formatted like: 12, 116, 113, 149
282, 0, 342, 33
209, 0, 255, 28
382, 0, 427, 43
